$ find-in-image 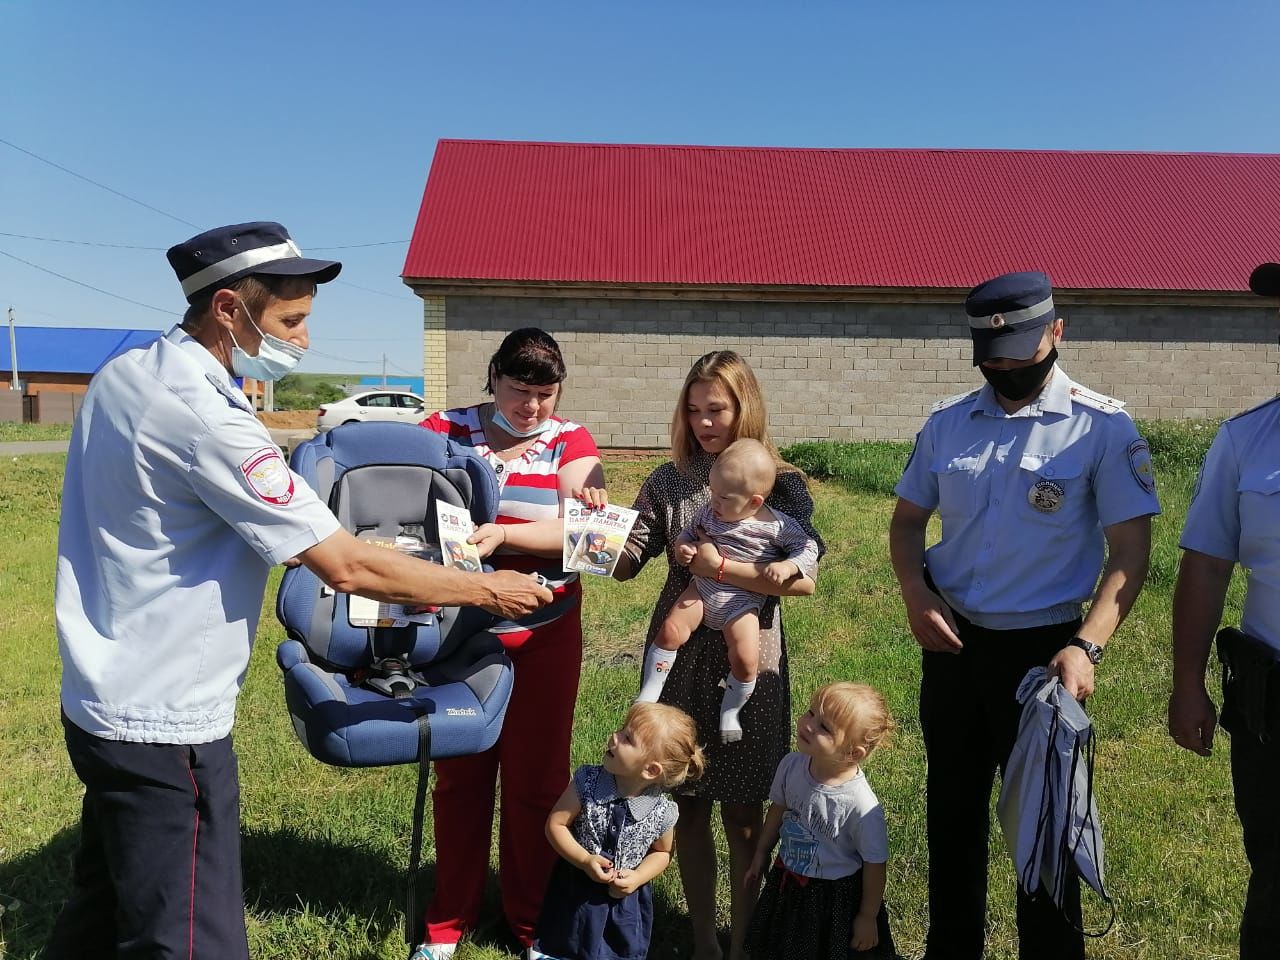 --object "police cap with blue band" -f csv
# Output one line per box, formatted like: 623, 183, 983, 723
166, 221, 342, 304
1249, 261, 1280, 298
965, 270, 1057, 365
